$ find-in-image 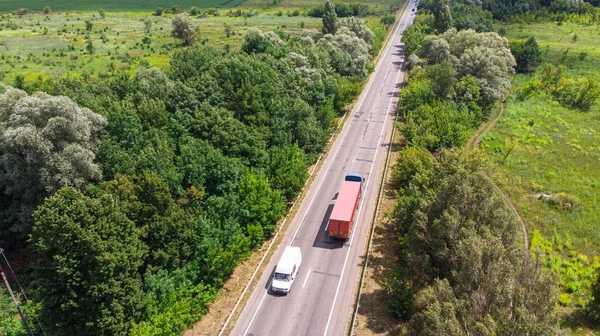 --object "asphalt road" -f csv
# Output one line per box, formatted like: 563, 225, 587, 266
231, 4, 417, 336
